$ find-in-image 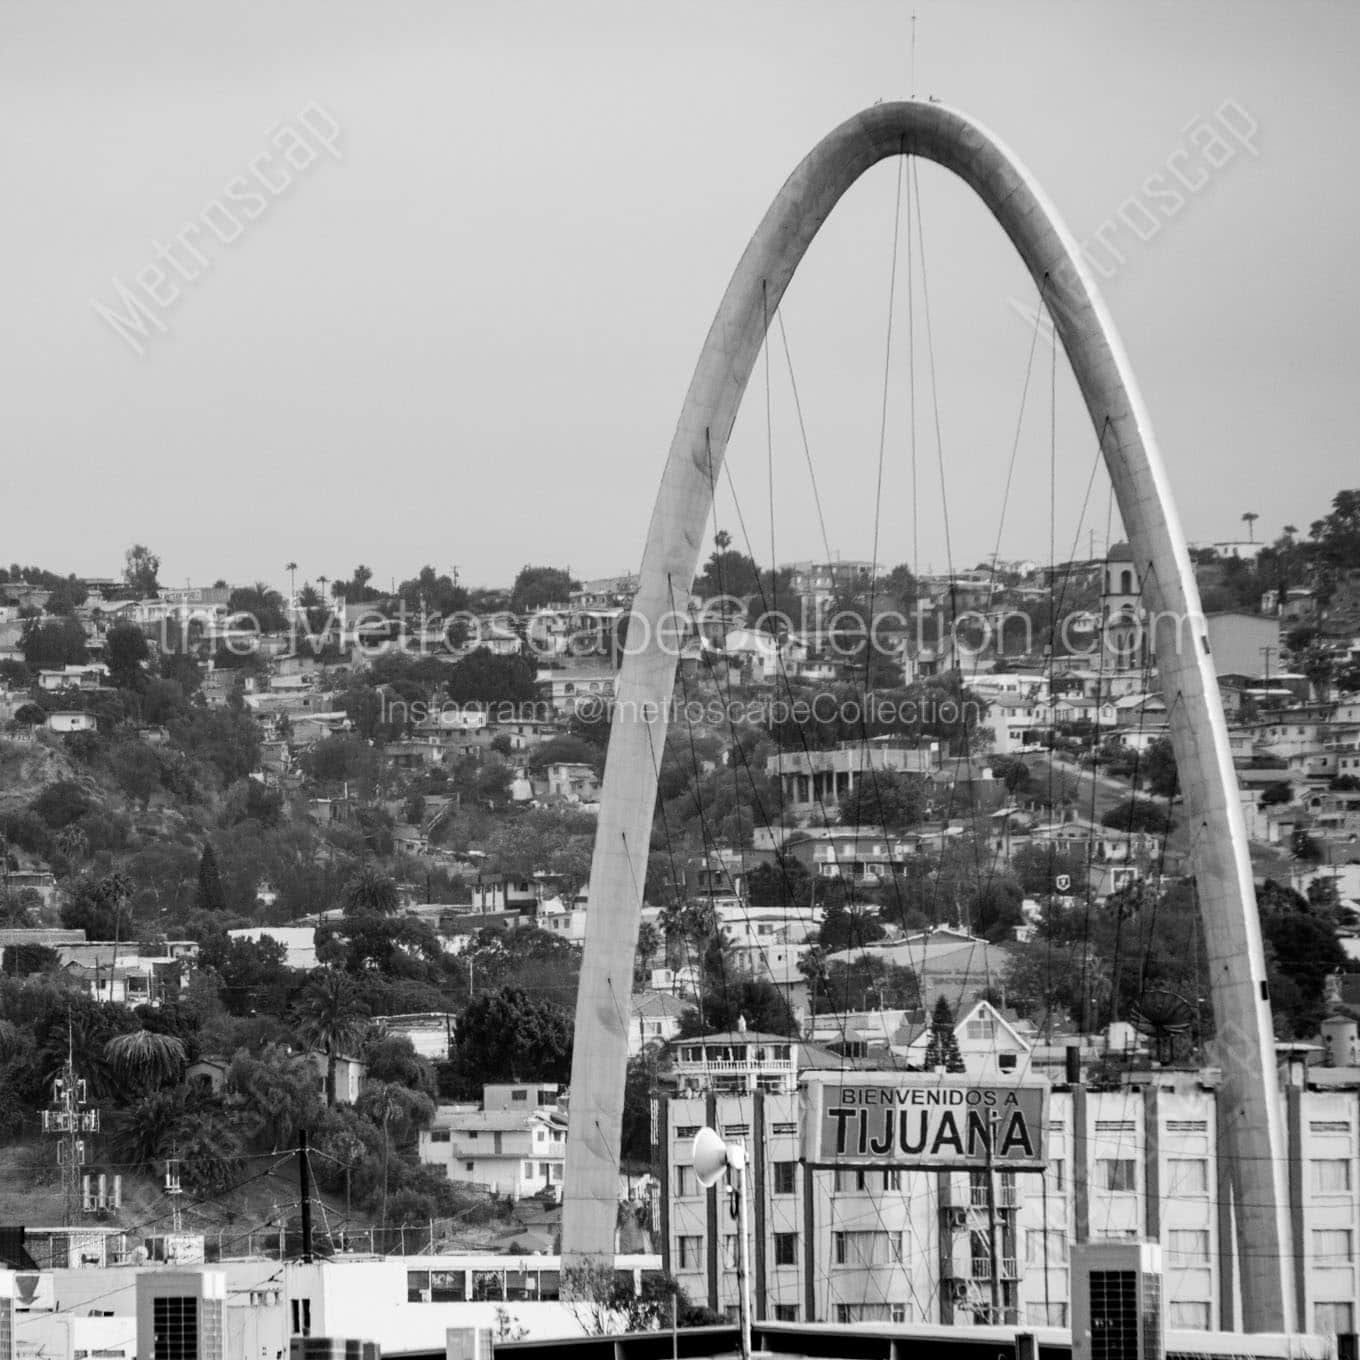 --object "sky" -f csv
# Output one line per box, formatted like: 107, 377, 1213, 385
3, 0, 1356, 596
